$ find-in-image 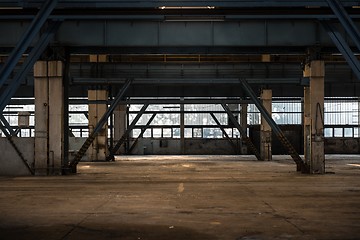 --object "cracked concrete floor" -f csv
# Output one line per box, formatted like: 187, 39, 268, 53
0, 155, 359, 240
